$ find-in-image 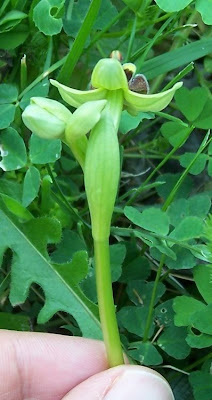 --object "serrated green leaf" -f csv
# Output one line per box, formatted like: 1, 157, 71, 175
128, 342, 163, 366
33, 0, 65, 36
189, 371, 212, 400
124, 206, 170, 235
175, 87, 208, 121
22, 166, 40, 207
157, 325, 190, 359
29, 134, 61, 164
161, 121, 190, 147
118, 306, 155, 338
52, 229, 86, 263
0, 128, 27, 171
0, 203, 101, 339
169, 216, 203, 241
194, 264, 212, 304
127, 280, 165, 307
54, 251, 88, 285
154, 0, 192, 12
196, 0, 212, 25
0, 103, 16, 128
173, 296, 206, 326
0, 83, 18, 104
